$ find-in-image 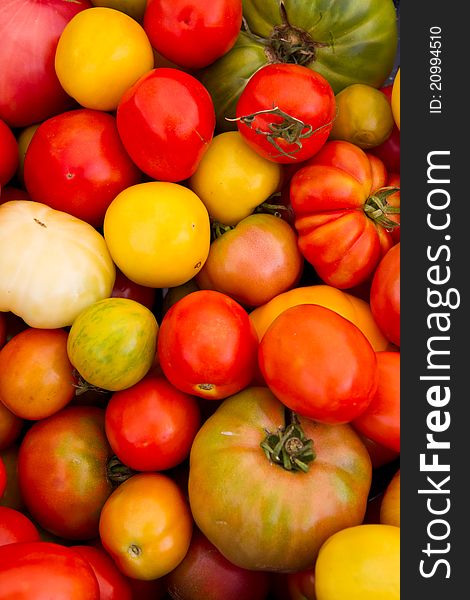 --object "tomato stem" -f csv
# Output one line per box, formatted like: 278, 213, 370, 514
363, 187, 400, 230
72, 370, 109, 396
107, 455, 136, 487
261, 410, 315, 472
211, 221, 234, 240
227, 106, 334, 159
